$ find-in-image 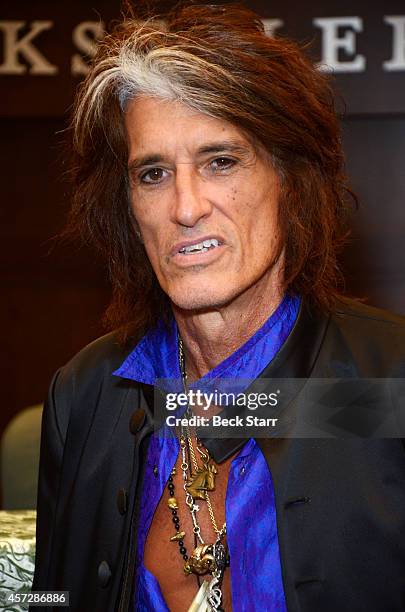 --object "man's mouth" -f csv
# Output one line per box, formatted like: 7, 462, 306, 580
178, 238, 221, 255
